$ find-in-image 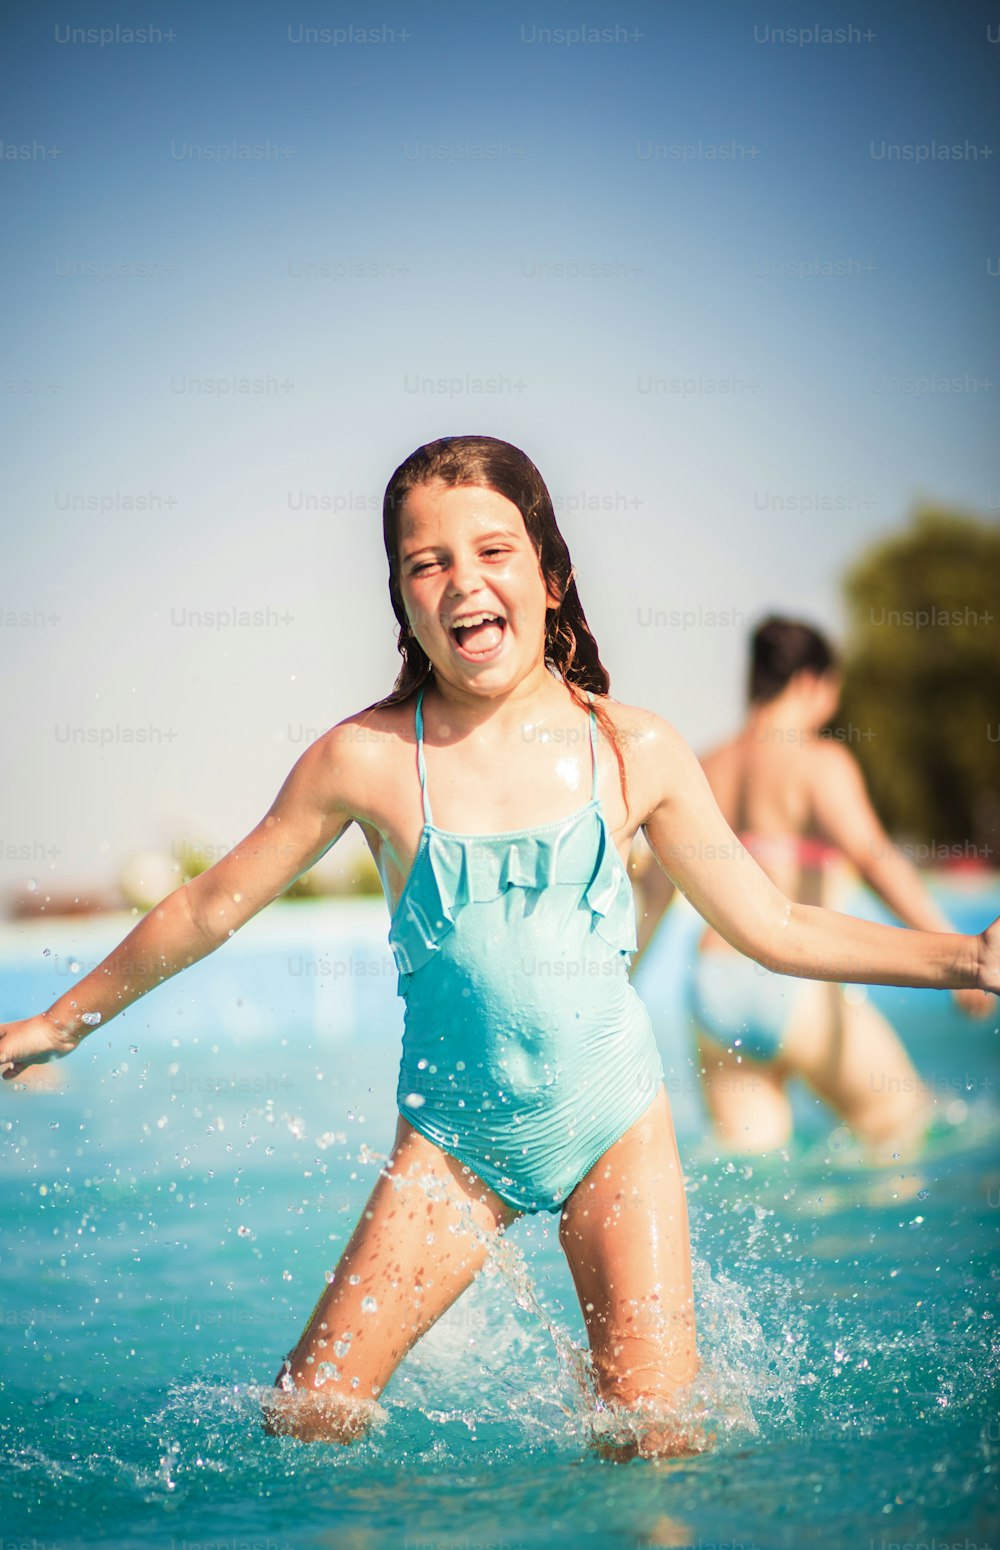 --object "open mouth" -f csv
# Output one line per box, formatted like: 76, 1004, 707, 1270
449, 612, 507, 660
